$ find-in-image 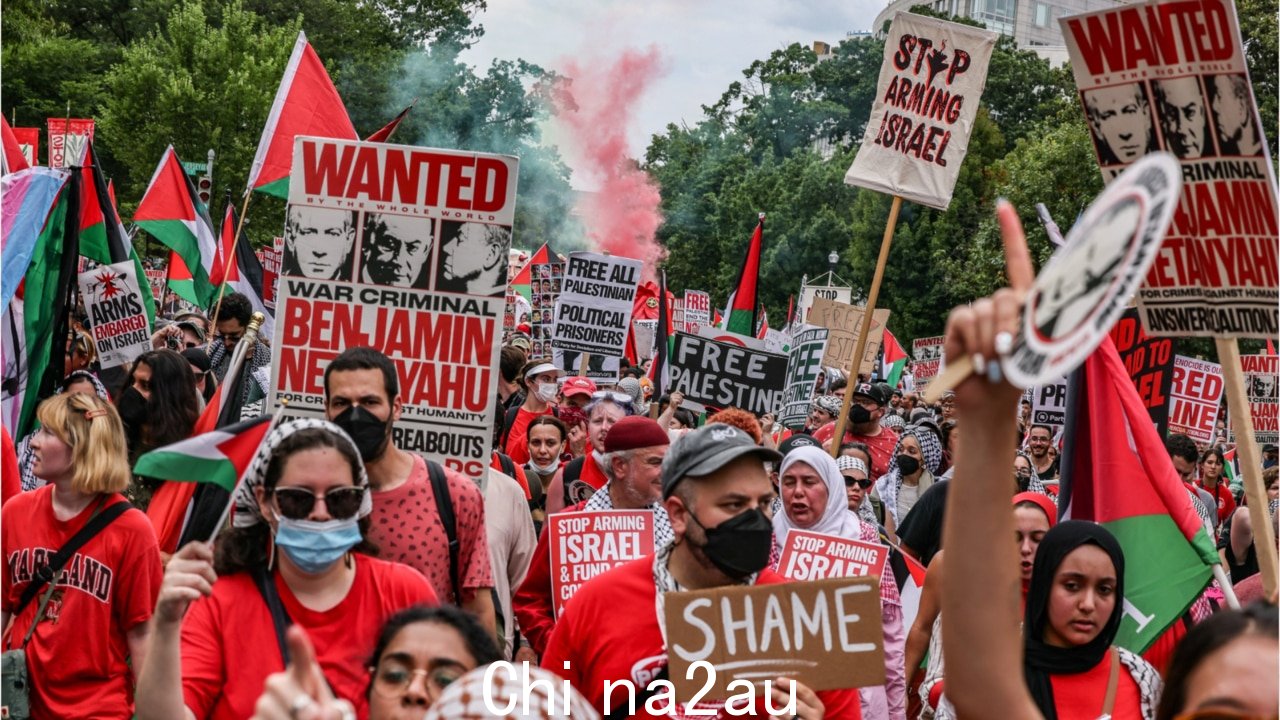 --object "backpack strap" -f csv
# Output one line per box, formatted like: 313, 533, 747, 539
251, 567, 294, 665
499, 406, 522, 450
13, 499, 131, 616
496, 452, 517, 481
560, 456, 586, 508
427, 460, 462, 604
